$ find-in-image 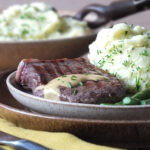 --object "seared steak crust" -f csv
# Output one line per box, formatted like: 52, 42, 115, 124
16, 58, 126, 104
